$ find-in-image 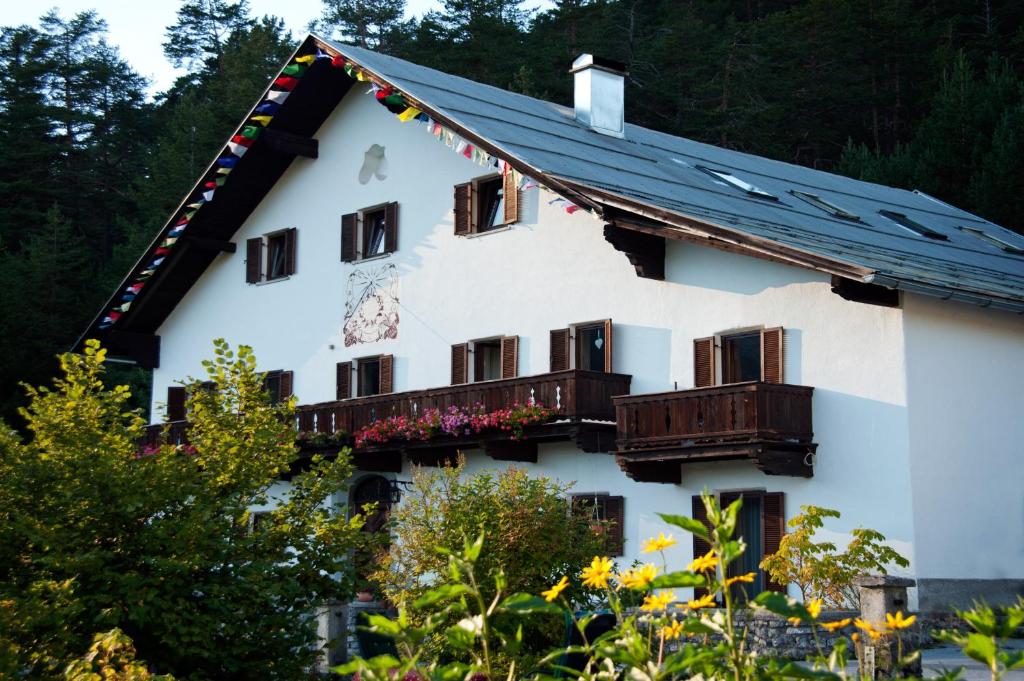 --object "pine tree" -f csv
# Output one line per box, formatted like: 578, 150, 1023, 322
314, 0, 408, 51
